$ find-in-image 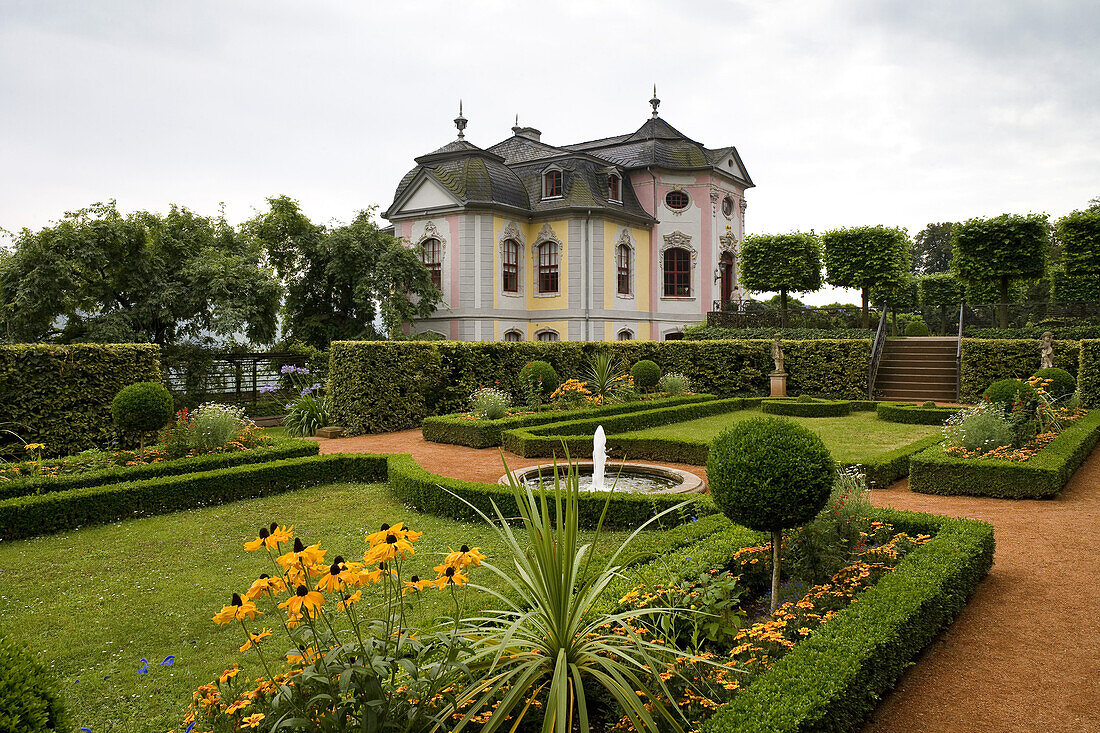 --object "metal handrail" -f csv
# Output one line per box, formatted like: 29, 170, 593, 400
867, 307, 888, 399
955, 298, 965, 401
